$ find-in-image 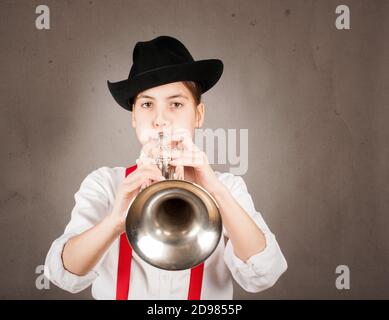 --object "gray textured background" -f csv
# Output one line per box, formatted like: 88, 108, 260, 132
0, 0, 388, 299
